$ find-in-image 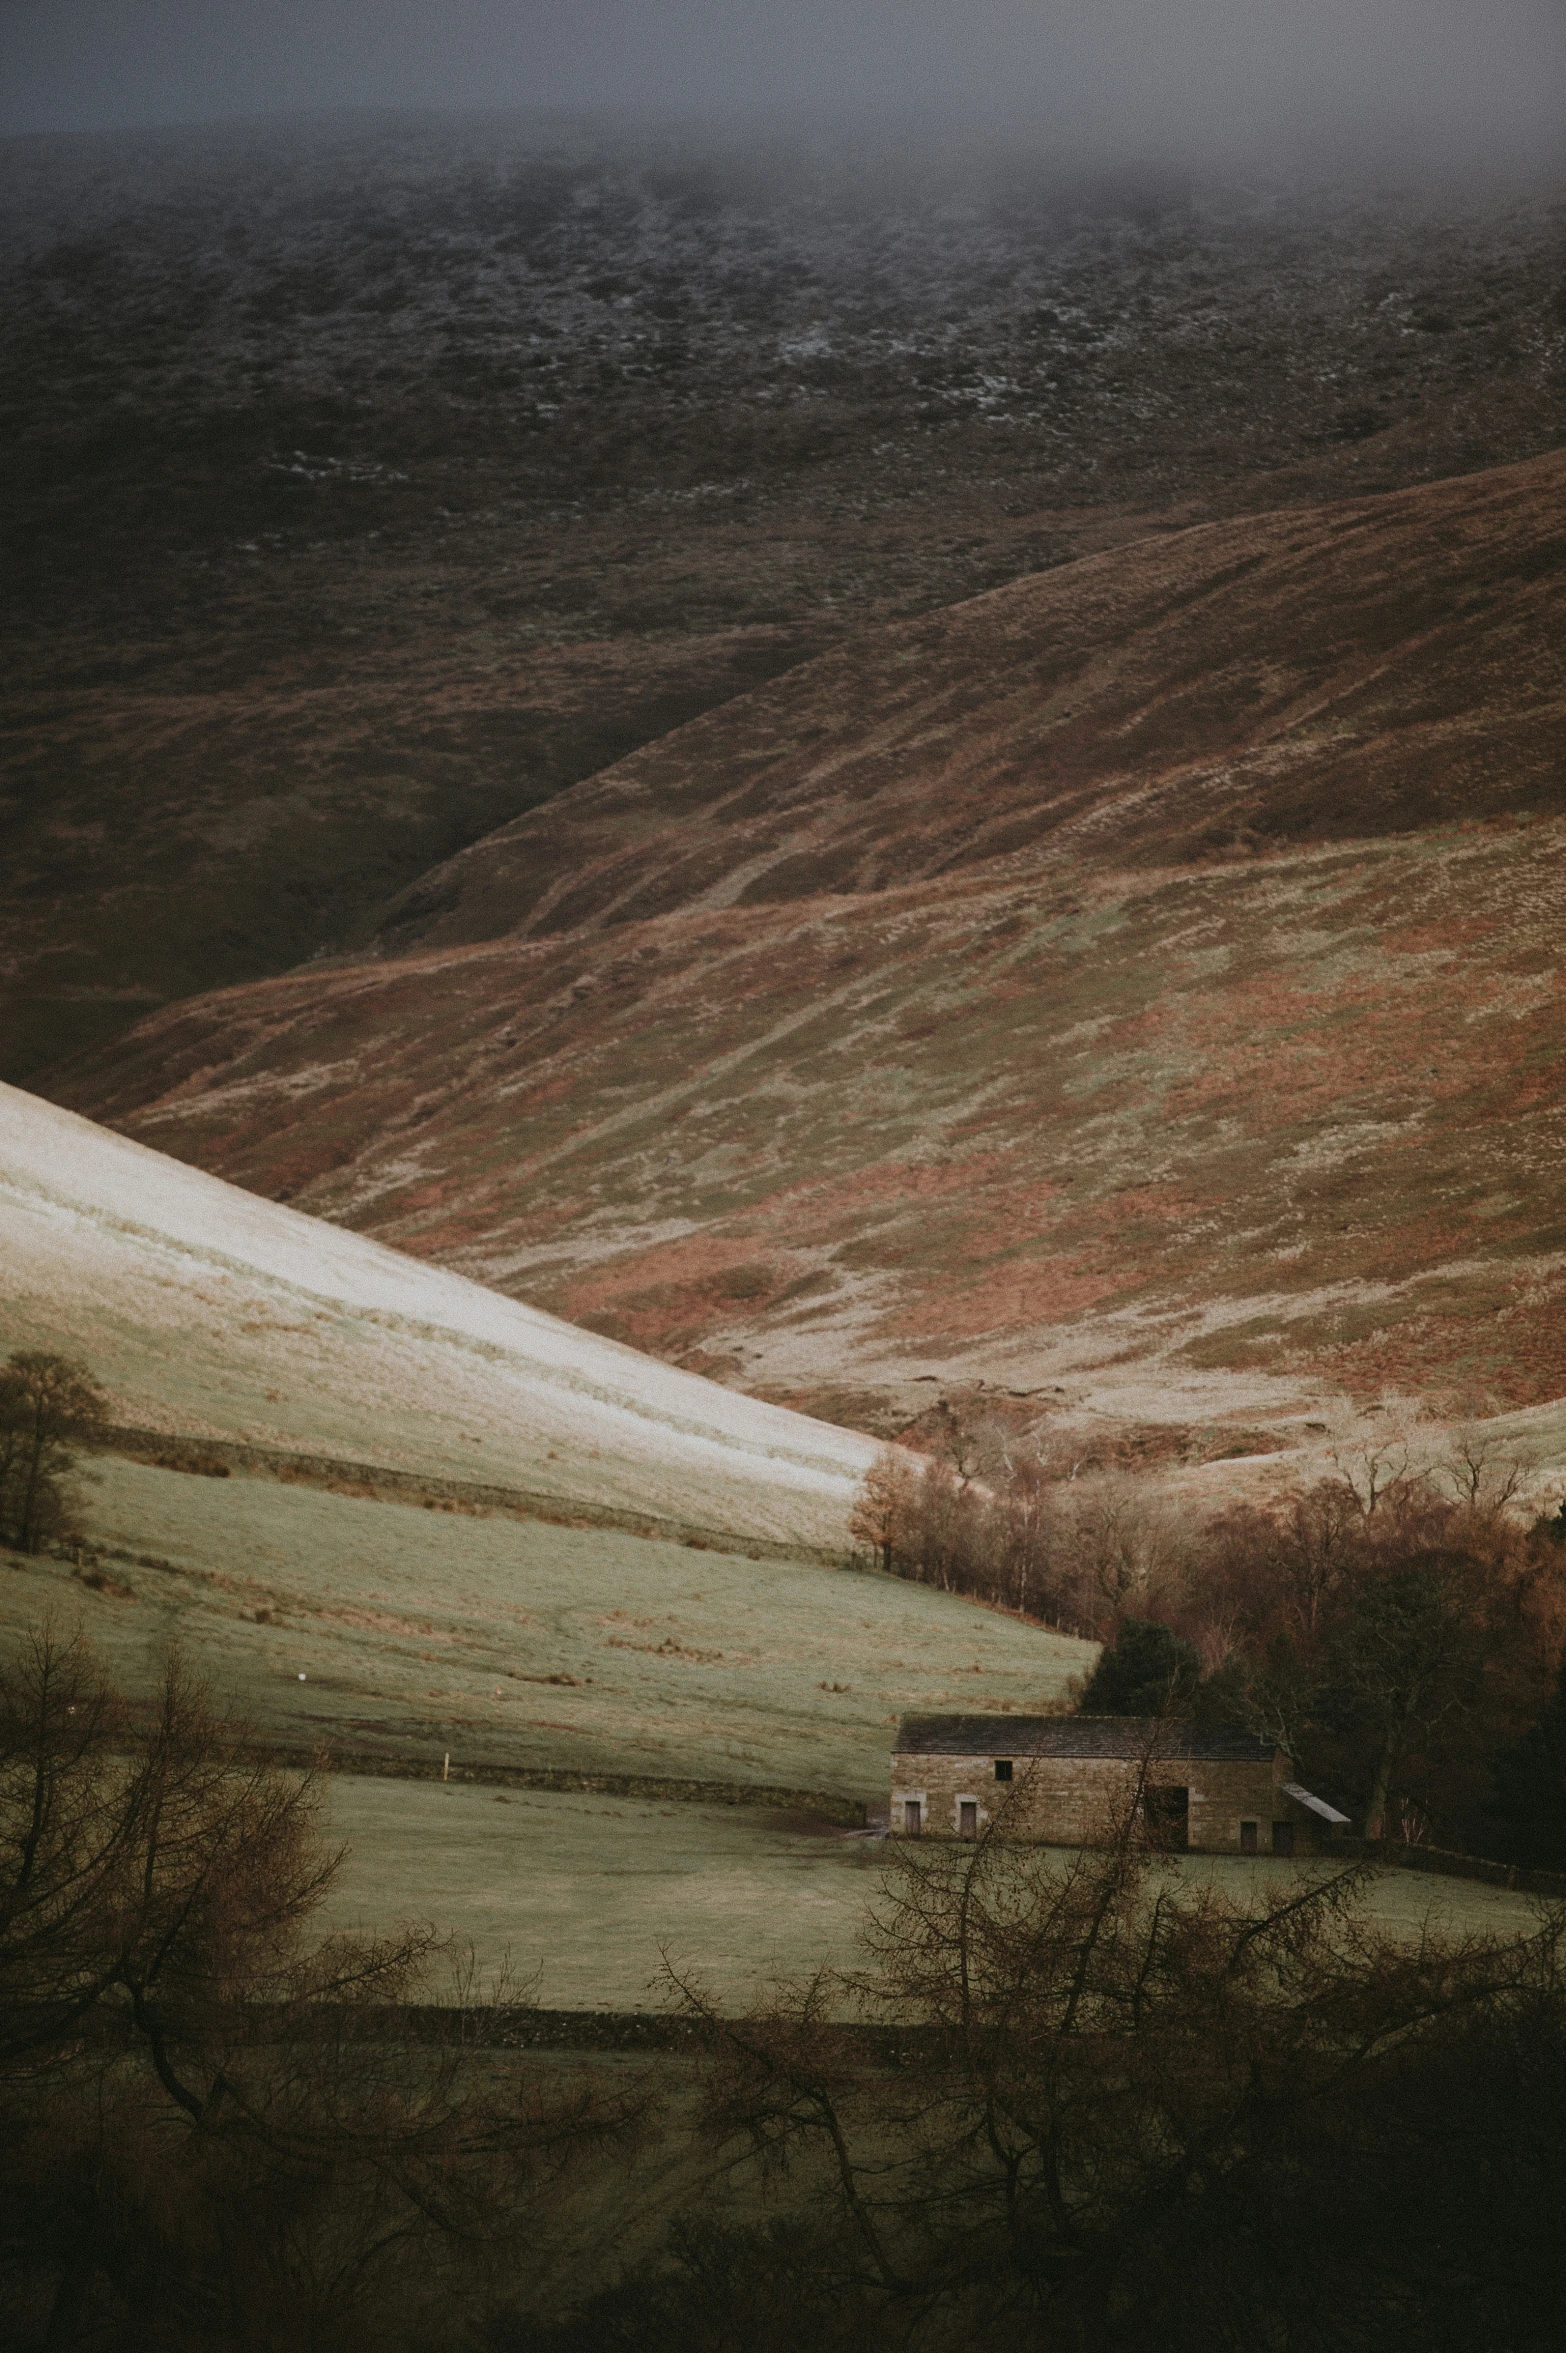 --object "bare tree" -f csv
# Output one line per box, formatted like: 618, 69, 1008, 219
1278, 1476, 1368, 1640
0, 1629, 647, 2348
662, 1795, 1566, 2353
983, 1455, 1057, 1622
1326, 1428, 1421, 1517
1435, 1425, 1532, 1512
1047, 1472, 1193, 1627
0, 1351, 107, 1555
930, 1401, 985, 1491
